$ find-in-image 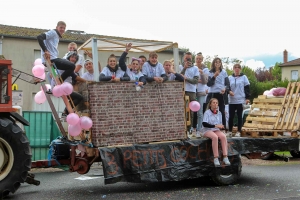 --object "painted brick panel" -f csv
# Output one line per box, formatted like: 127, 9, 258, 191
88, 81, 186, 147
